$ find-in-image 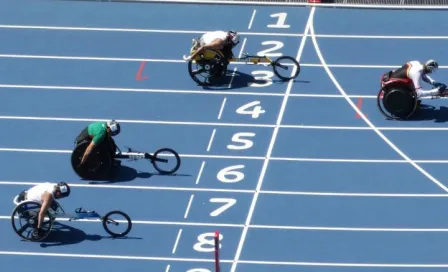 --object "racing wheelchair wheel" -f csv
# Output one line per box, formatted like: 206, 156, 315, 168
272, 56, 300, 80
11, 201, 54, 242
188, 49, 227, 86
151, 148, 181, 175
102, 210, 132, 238
377, 83, 418, 120
71, 140, 112, 180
